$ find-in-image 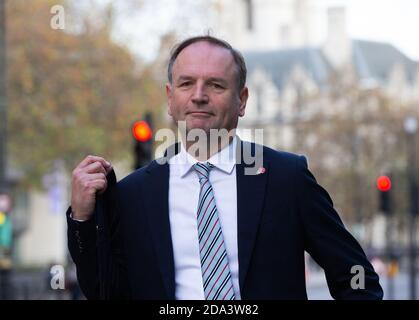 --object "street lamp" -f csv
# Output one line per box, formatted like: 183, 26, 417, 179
404, 116, 418, 300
